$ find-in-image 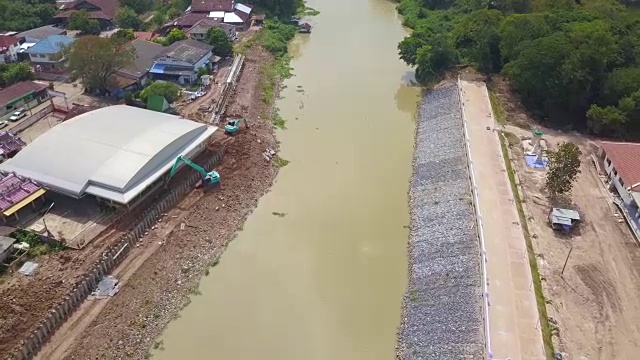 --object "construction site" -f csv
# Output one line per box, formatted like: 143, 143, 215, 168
0, 38, 281, 359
